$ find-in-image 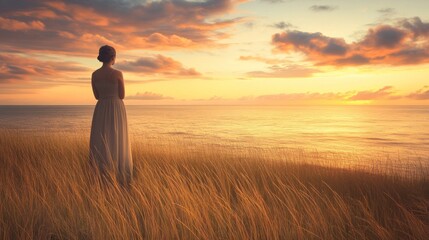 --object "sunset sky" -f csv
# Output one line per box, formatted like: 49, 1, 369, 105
1, 0, 429, 105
